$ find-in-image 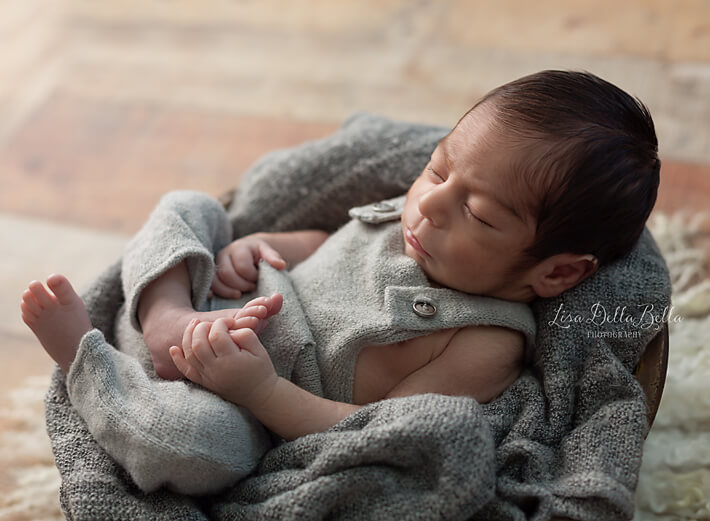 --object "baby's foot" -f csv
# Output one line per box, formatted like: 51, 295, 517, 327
143, 293, 283, 380
20, 274, 92, 373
